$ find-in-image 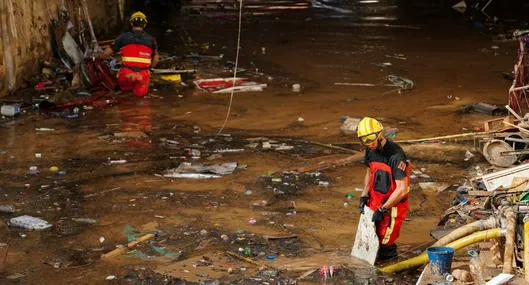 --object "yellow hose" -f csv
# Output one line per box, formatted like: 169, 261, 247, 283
432, 217, 497, 247
380, 228, 504, 274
